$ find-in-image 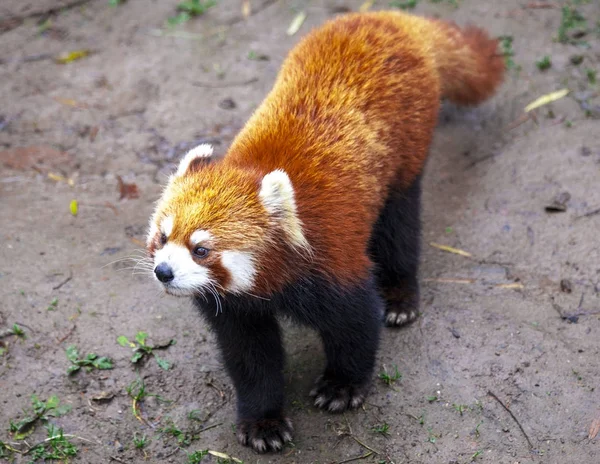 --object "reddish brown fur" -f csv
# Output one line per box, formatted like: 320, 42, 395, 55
151, 11, 504, 295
